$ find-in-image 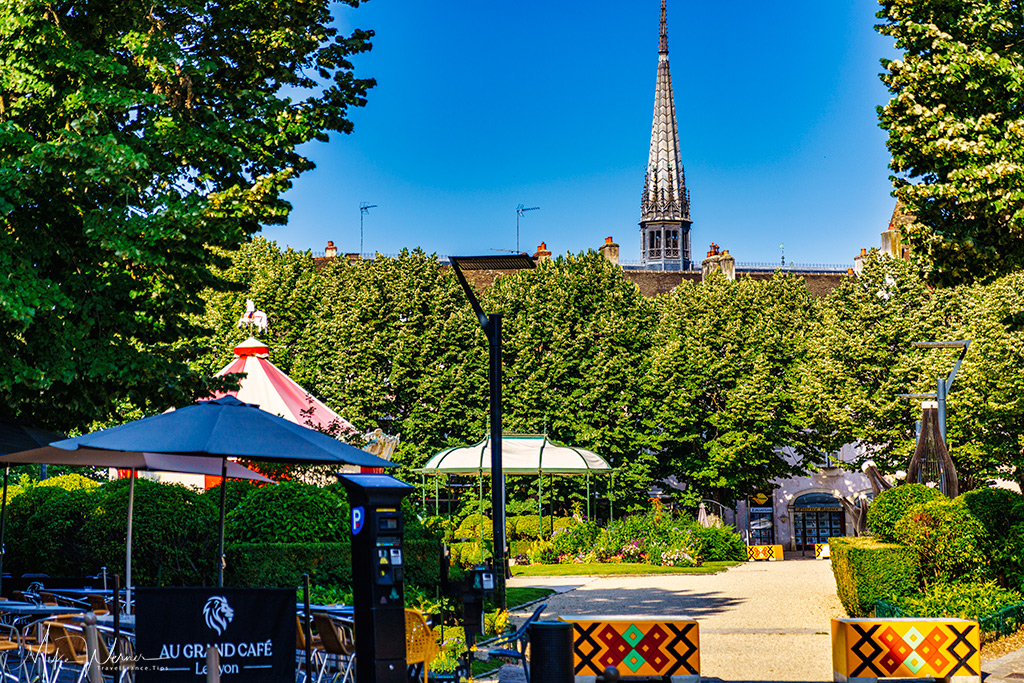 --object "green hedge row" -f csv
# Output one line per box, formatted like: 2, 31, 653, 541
830, 536, 921, 617
224, 539, 442, 590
